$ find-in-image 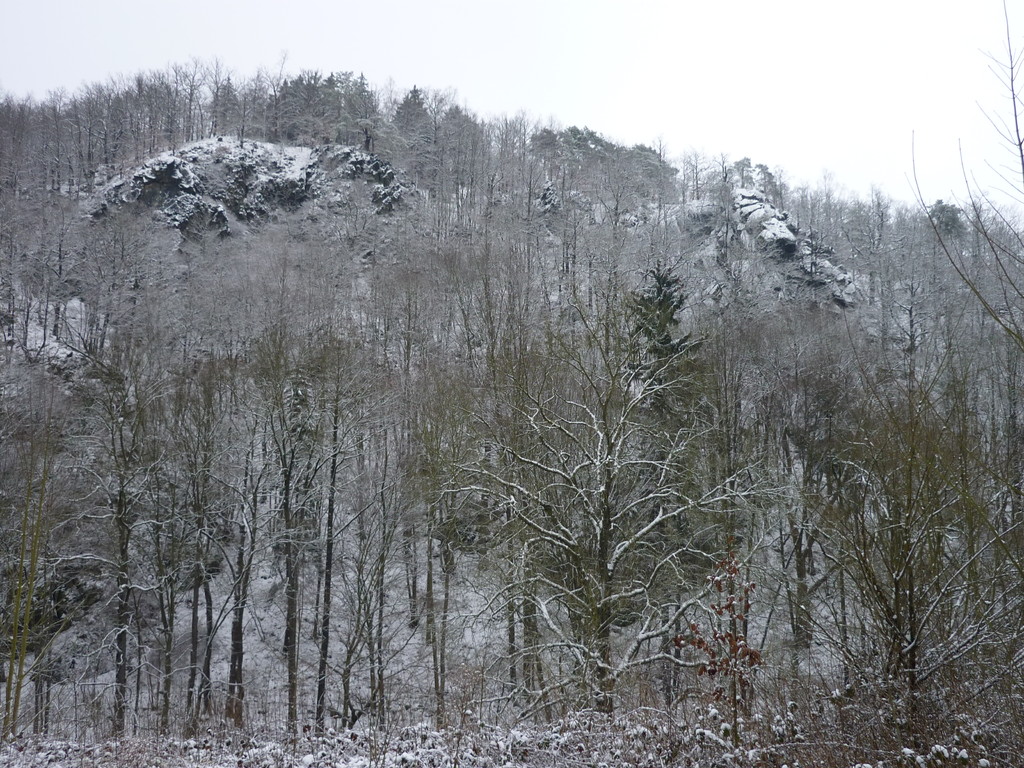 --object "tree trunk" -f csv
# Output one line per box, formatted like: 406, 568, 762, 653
225, 536, 249, 727
425, 520, 440, 723
184, 569, 200, 736
315, 412, 341, 733
284, 538, 299, 732
200, 577, 214, 715
281, 466, 300, 734
523, 595, 548, 720
159, 592, 173, 733
438, 537, 453, 719
113, 485, 131, 736
226, 448, 259, 729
